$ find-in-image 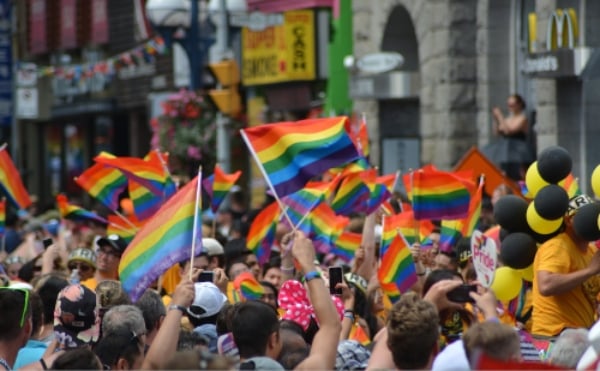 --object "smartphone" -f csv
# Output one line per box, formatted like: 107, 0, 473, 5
446, 284, 477, 303
329, 267, 343, 296
43, 238, 53, 250
197, 271, 214, 283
